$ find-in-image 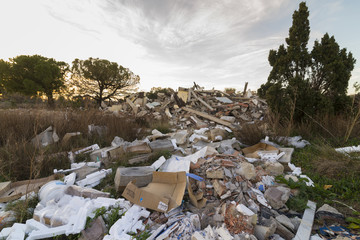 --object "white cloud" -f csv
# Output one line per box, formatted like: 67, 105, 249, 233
0, 0, 358, 93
